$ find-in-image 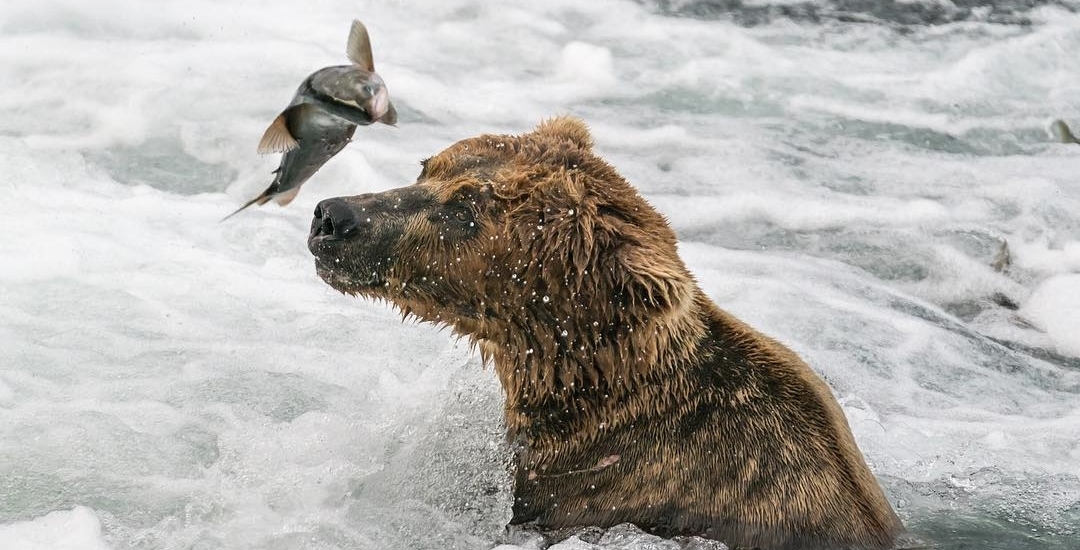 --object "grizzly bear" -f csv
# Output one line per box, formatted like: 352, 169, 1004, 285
306, 117, 905, 549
